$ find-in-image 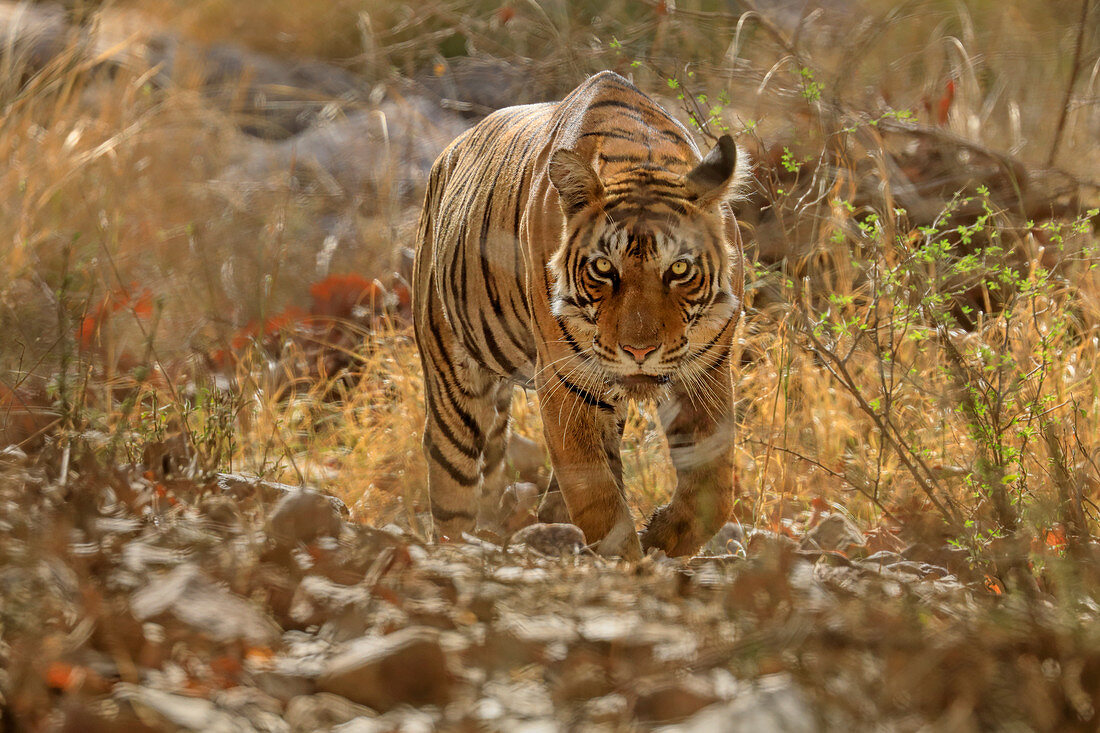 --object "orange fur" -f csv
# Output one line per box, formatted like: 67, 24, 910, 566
413, 71, 748, 557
